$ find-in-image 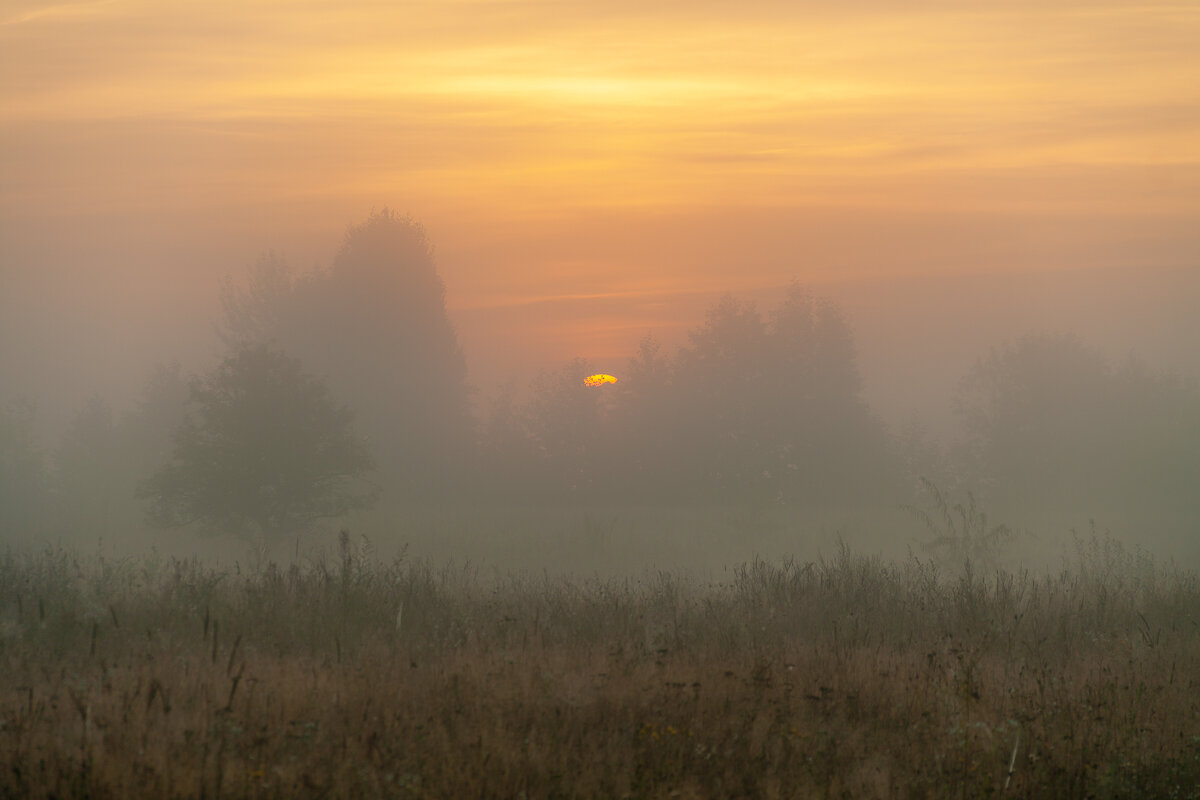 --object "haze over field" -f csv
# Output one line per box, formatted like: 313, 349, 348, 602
7, 9, 1200, 796
2, 0, 1198, 566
